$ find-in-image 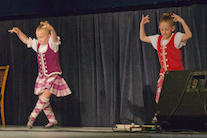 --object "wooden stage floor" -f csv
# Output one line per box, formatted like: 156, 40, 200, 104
1, 125, 207, 138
